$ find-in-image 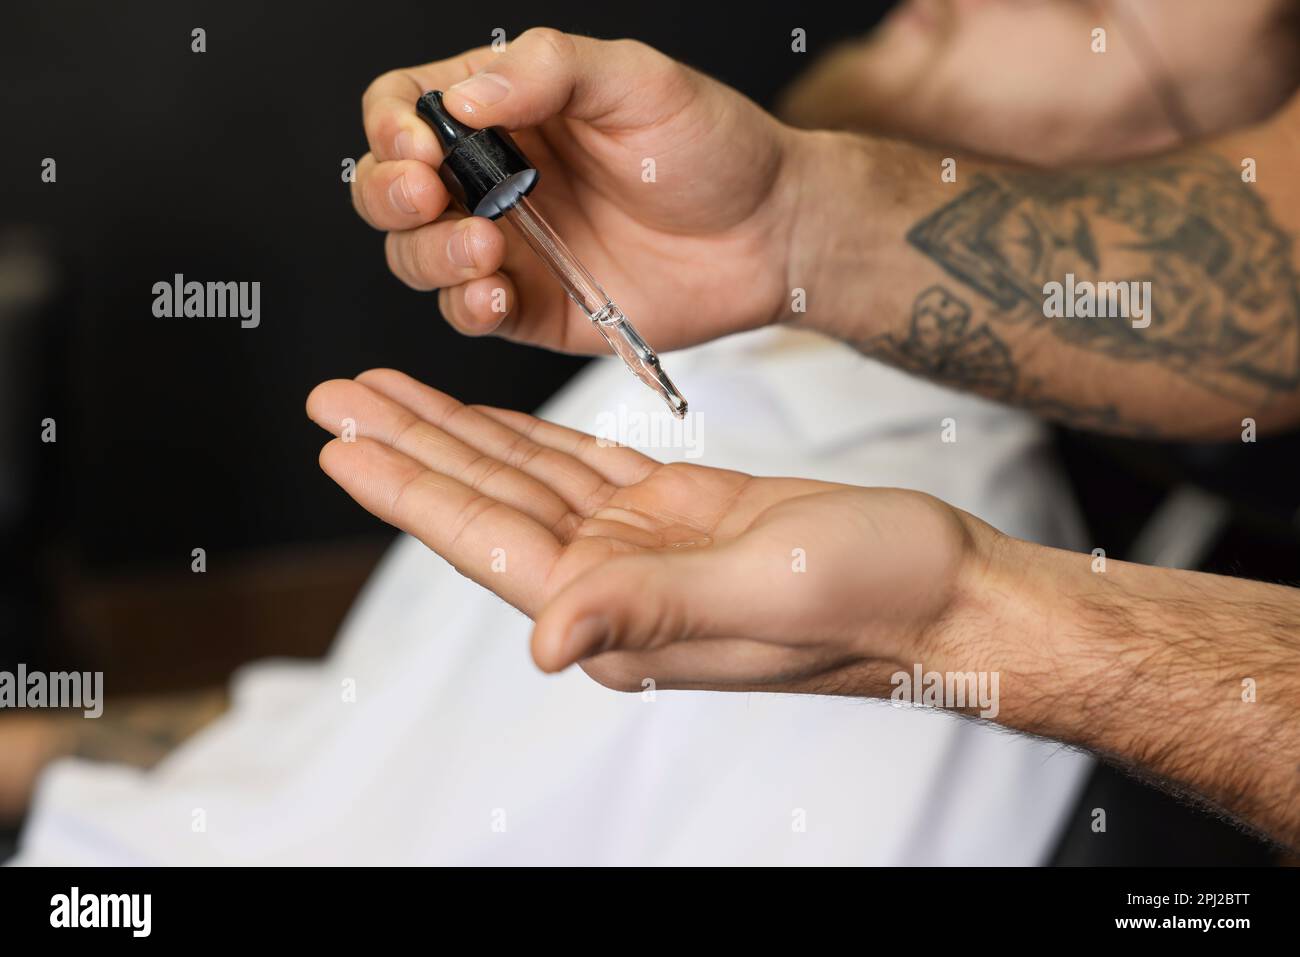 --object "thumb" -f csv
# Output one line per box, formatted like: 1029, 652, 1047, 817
441, 28, 691, 132
531, 545, 748, 673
